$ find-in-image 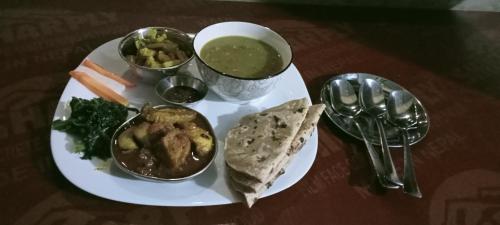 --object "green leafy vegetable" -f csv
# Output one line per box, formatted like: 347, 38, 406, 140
52, 97, 130, 159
